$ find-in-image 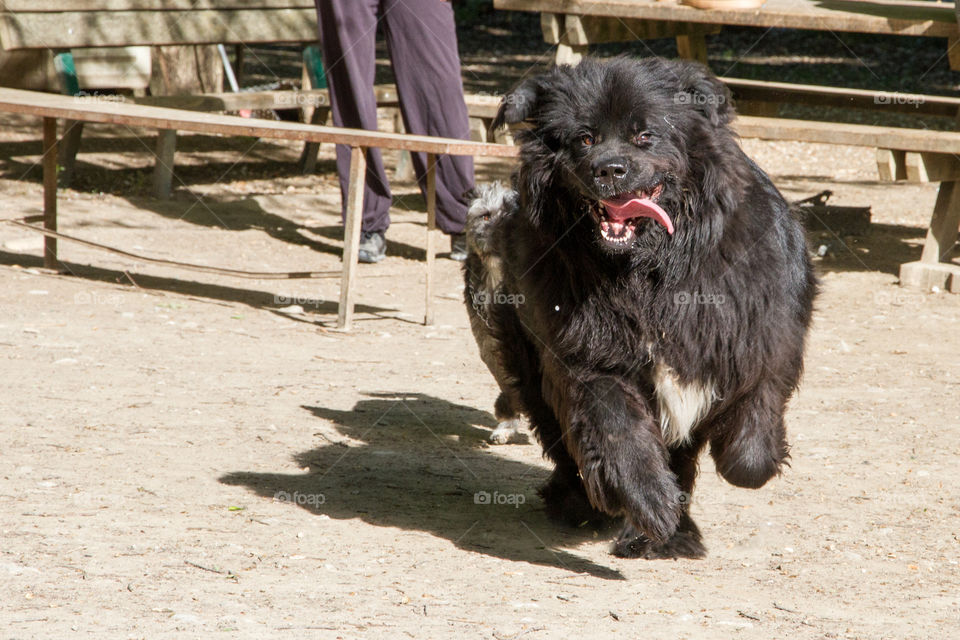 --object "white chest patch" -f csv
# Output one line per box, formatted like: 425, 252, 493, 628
652, 362, 716, 447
